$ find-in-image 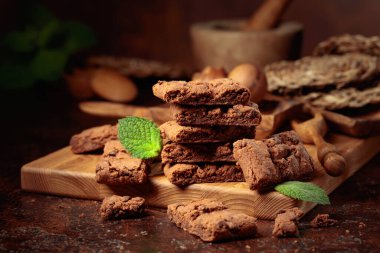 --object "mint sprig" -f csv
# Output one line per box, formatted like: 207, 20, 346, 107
274, 181, 330, 205
118, 117, 162, 159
